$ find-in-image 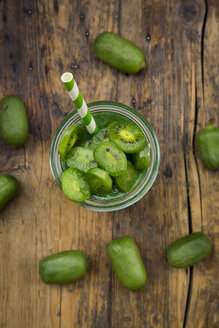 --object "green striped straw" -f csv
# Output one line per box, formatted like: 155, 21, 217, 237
61, 72, 99, 136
